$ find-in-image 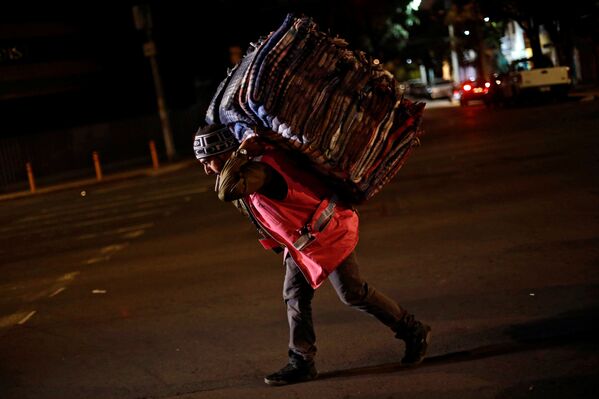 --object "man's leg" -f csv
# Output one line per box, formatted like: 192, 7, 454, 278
283, 254, 317, 361
328, 251, 431, 365
264, 254, 318, 386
